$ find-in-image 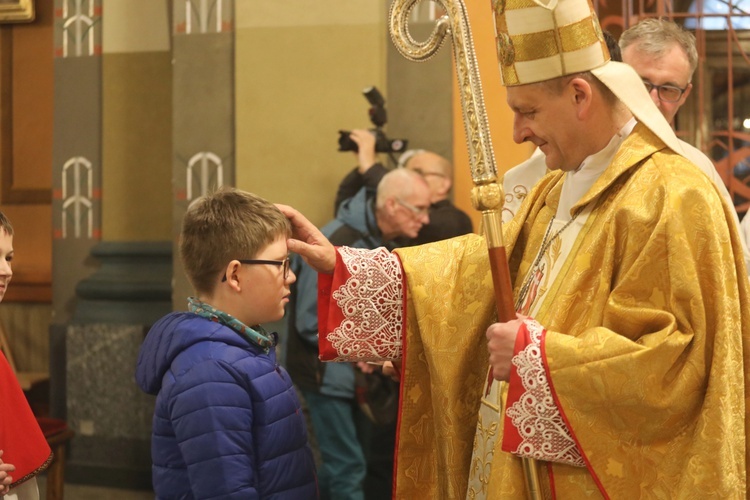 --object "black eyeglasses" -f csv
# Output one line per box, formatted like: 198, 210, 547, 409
221, 256, 291, 282
642, 80, 688, 103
